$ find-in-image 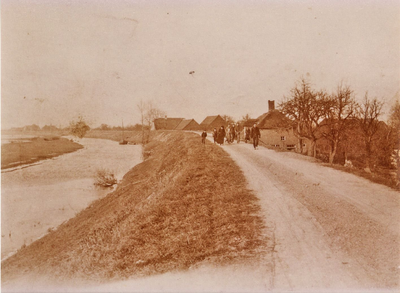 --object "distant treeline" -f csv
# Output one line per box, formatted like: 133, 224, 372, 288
7, 124, 65, 132
95, 124, 150, 131
6, 123, 150, 133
